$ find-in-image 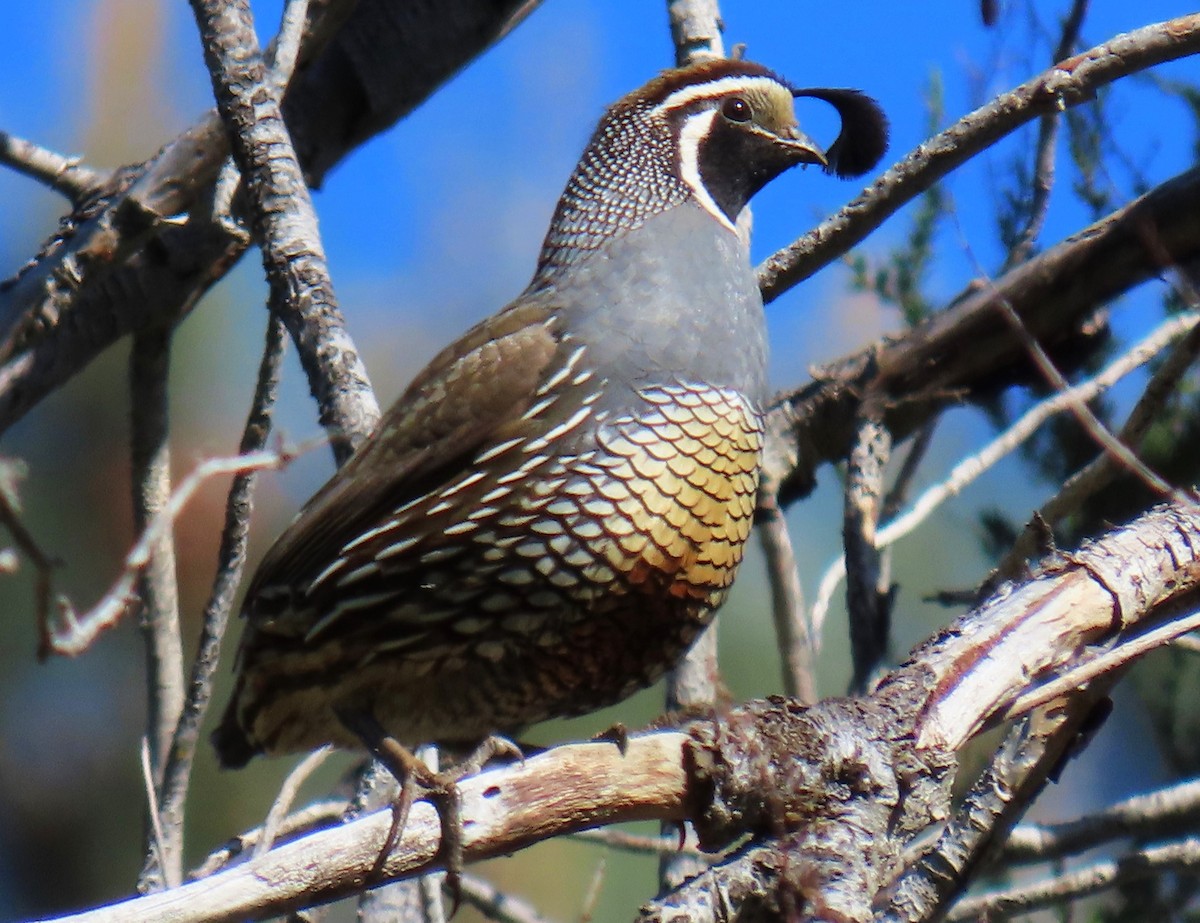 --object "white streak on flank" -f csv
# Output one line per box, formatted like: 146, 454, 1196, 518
535, 345, 587, 396
305, 591, 400, 641
340, 519, 399, 554
307, 558, 345, 594
475, 436, 525, 464
337, 560, 381, 587
371, 631, 431, 654
677, 109, 736, 234
376, 534, 419, 560
438, 470, 486, 499
521, 406, 594, 455
520, 395, 557, 421
651, 75, 782, 115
